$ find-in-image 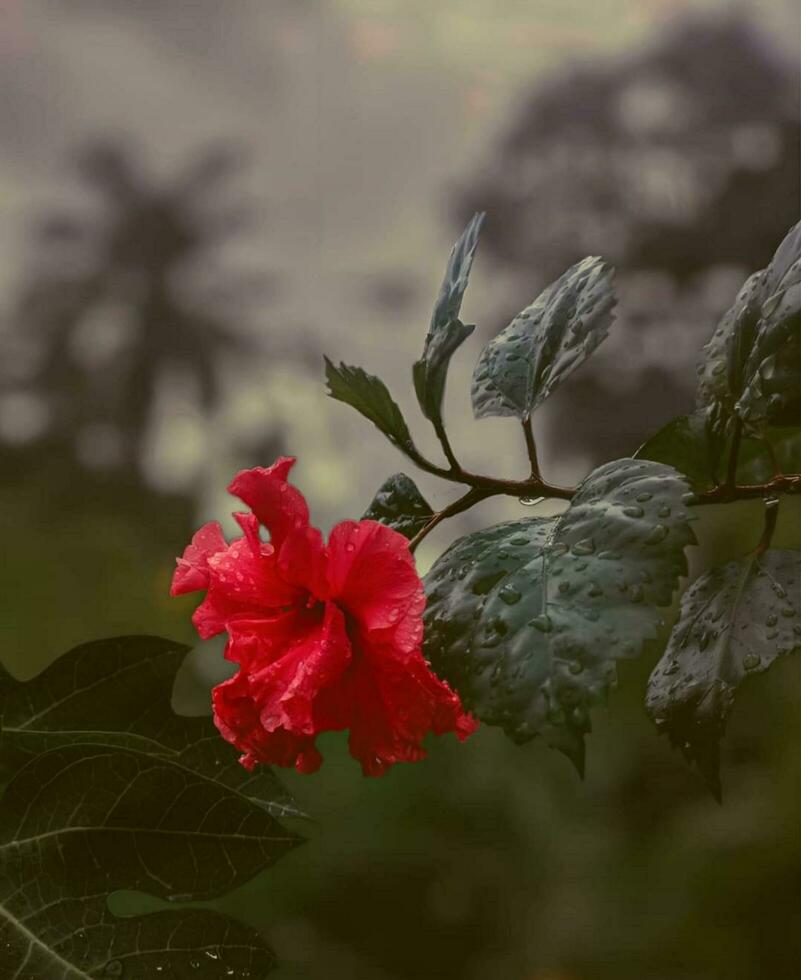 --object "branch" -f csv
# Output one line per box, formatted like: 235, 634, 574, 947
409, 487, 490, 552
755, 497, 780, 557
522, 416, 540, 479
